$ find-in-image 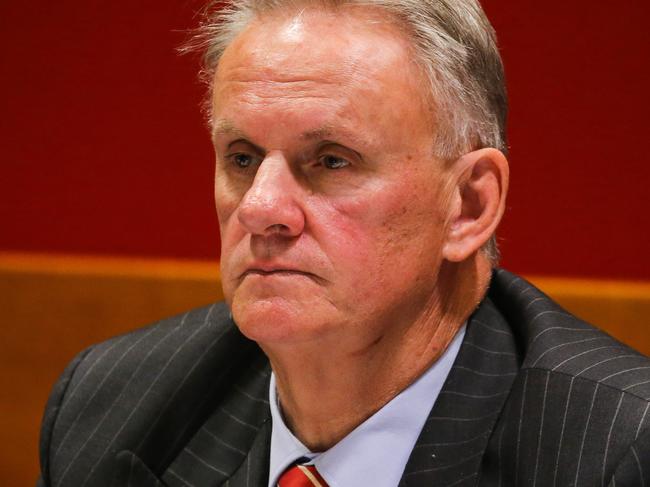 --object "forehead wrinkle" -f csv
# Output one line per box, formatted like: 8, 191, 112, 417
214, 75, 344, 111
218, 67, 343, 87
